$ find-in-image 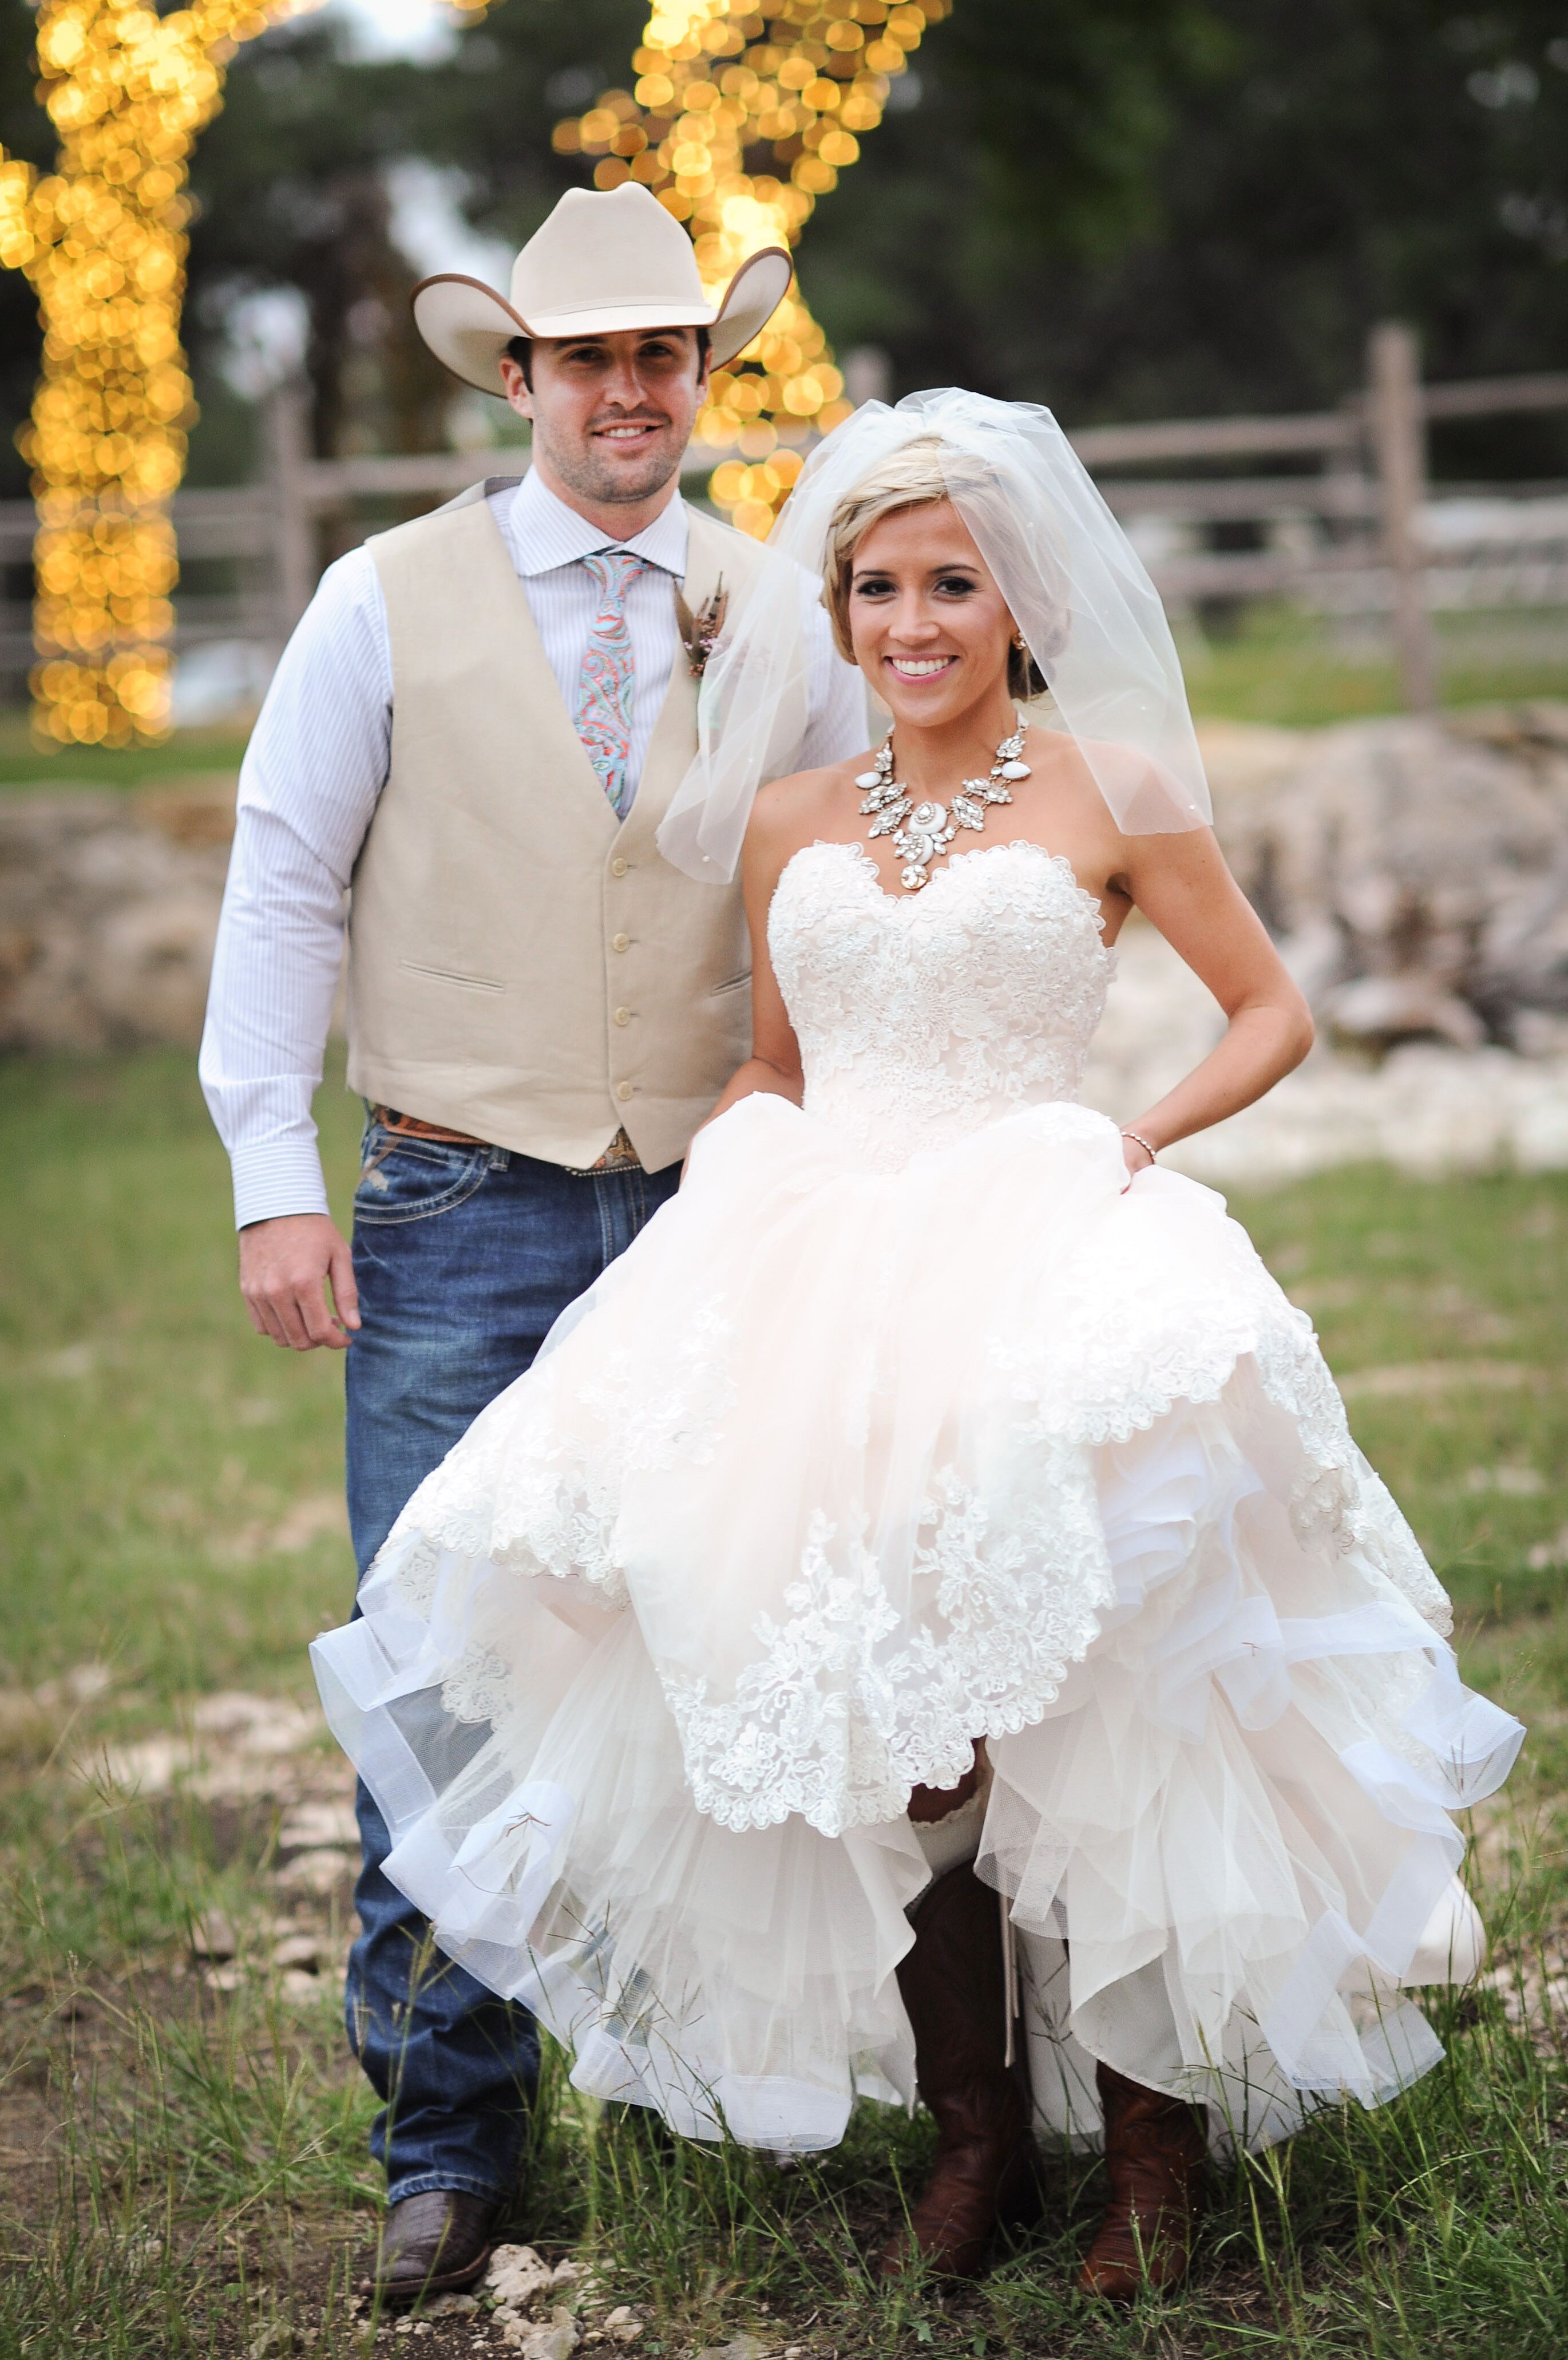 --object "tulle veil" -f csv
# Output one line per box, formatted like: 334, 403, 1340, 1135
658, 386, 1213, 883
